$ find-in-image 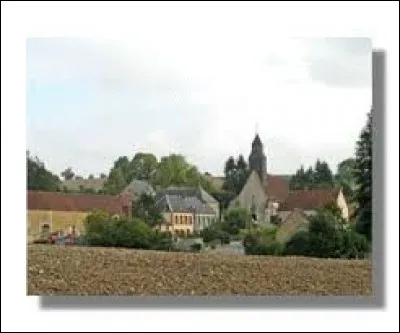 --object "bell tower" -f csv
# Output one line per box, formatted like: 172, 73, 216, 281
248, 132, 267, 186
